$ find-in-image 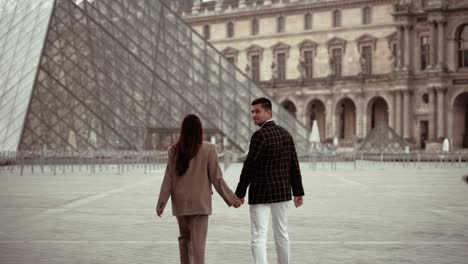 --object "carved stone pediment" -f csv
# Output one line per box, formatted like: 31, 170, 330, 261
271, 42, 290, 52
356, 34, 378, 51
223, 46, 239, 57
246, 44, 264, 55
327, 37, 347, 54
386, 32, 397, 42
298, 39, 318, 53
